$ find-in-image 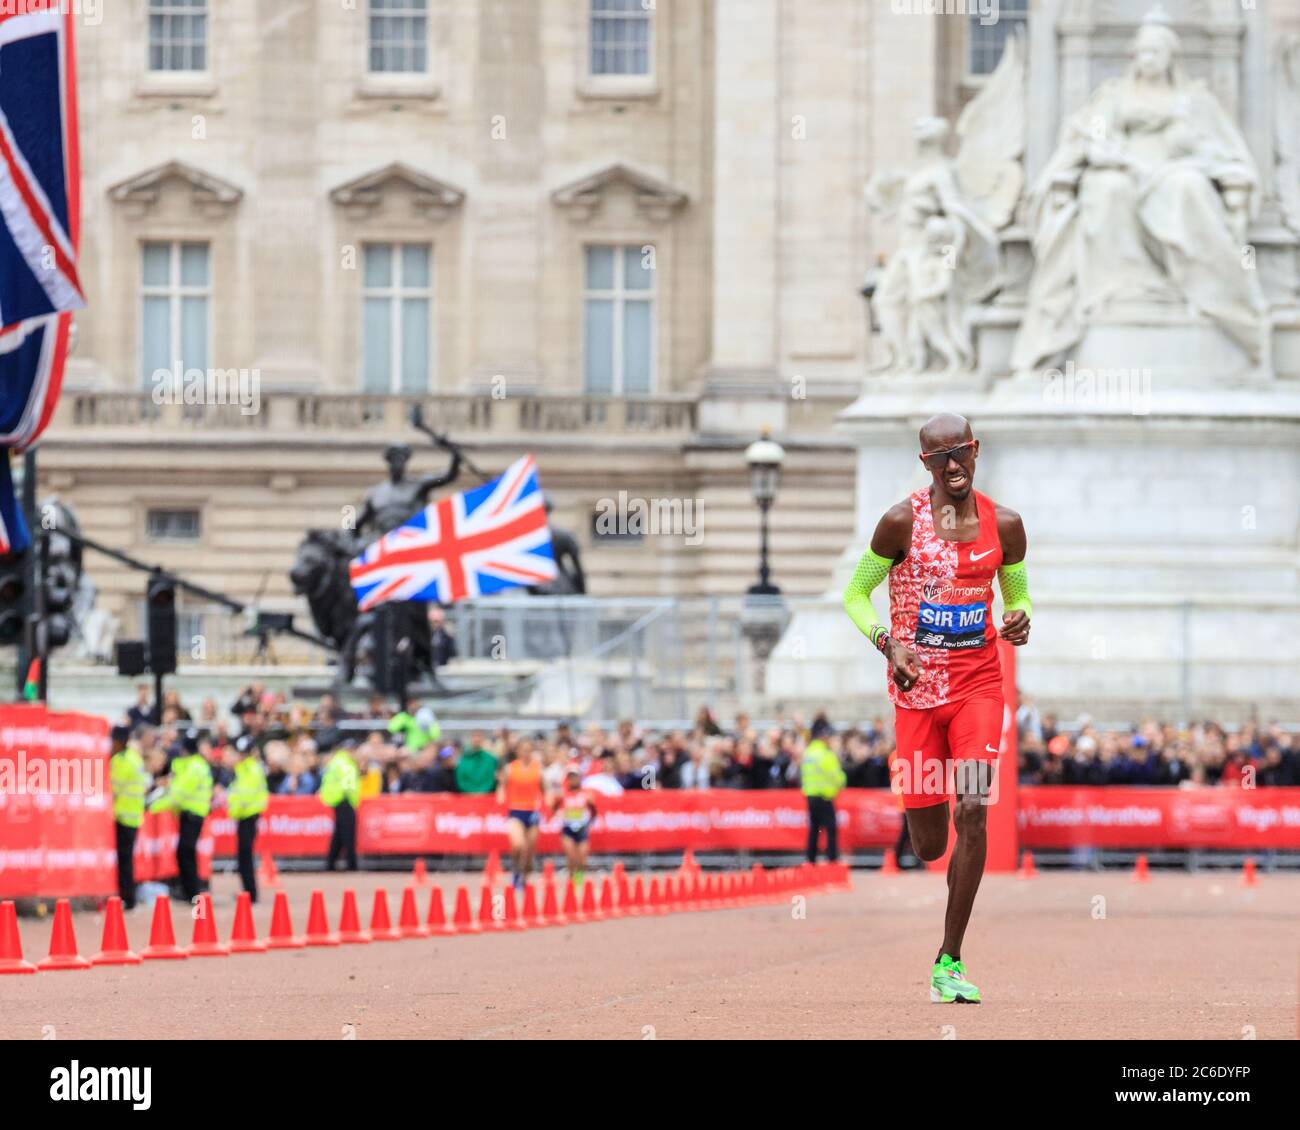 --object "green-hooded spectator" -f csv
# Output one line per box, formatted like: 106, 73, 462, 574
456, 732, 497, 794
